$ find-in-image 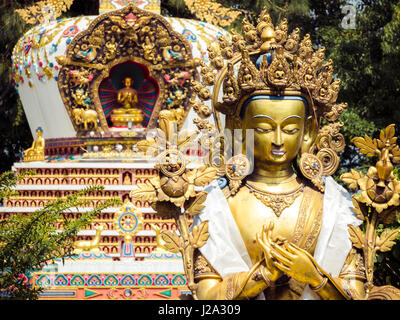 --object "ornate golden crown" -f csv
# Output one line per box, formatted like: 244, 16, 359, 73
189, 9, 349, 192
191, 9, 347, 132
